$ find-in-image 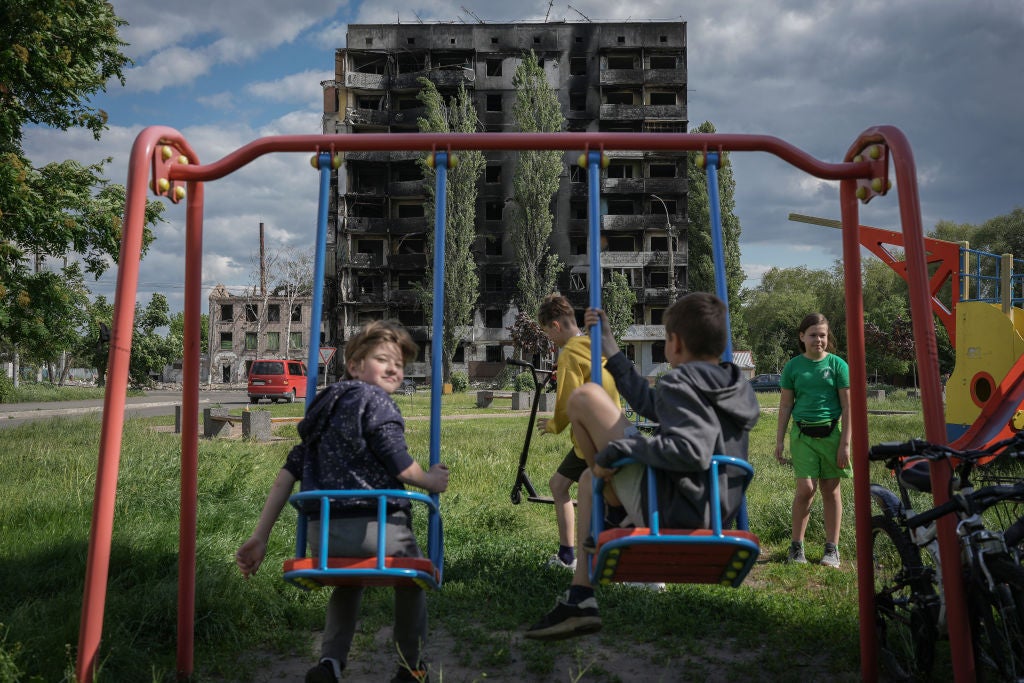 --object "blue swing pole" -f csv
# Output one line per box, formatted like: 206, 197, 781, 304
305, 151, 333, 409
704, 153, 732, 362
427, 151, 449, 569
705, 152, 749, 529
586, 150, 604, 383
